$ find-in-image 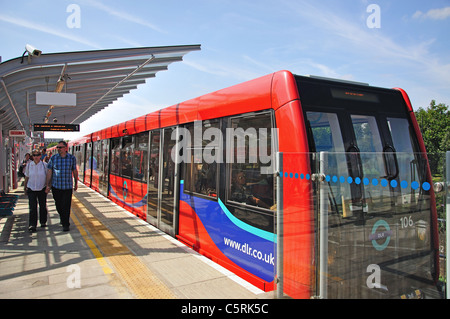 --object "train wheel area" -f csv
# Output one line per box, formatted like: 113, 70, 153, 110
0, 183, 272, 299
